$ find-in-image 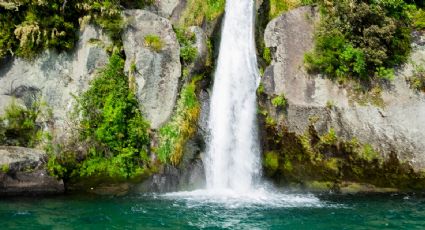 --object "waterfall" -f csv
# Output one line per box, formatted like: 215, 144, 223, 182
163, 0, 320, 207
205, 0, 260, 192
